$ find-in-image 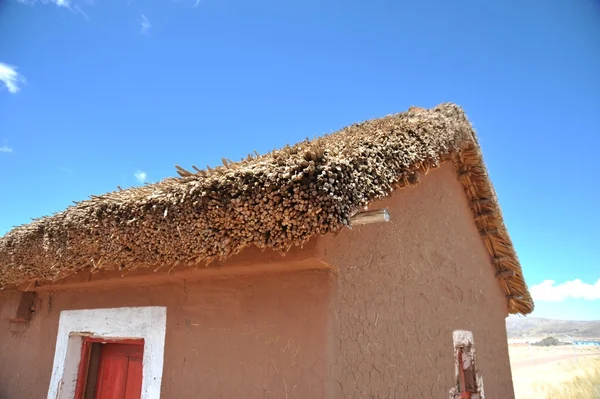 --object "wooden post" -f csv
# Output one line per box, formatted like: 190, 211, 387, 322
350, 208, 390, 226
